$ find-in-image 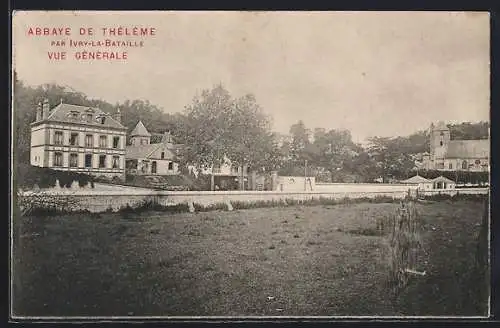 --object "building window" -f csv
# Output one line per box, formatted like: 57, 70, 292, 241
475, 159, 481, 165
112, 156, 120, 169
85, 134, 94, 147
69, 153, 78, 167
99, 155, 106, 168
161, 152, 165, 159
152, 161, 157, 174
100, 117, 106, 124
141, 161, 149, 173
85, 154, 93, 168
439, 141, 443, 146
462, 161, 467, 170
54, 131, 63, 145
87, 113, 93, 121
168, 162, 174, 170
113, 136, 120, 149
69, 133, 79, 146
99, 135, 107, 148
53, 152, 63, 166
449, 163, 453, 170
436, 162, 444, 169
